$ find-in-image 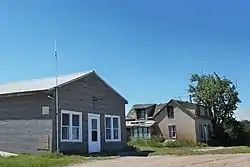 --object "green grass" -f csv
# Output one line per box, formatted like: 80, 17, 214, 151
198, 146, 250, 154
128, 138, 250, 156
0, 153, 115, 167
139, 146, 250, 156
128, 138, 207, 148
